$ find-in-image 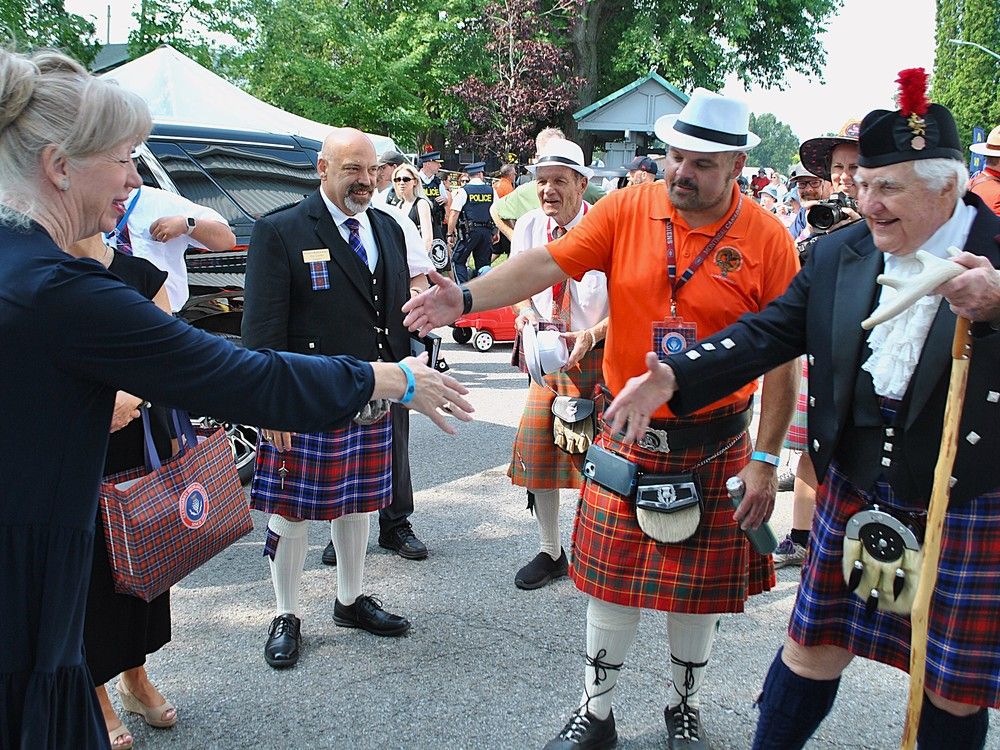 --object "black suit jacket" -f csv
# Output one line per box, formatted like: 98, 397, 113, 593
242, 190, 411, 362
667, 194, 1000, 506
